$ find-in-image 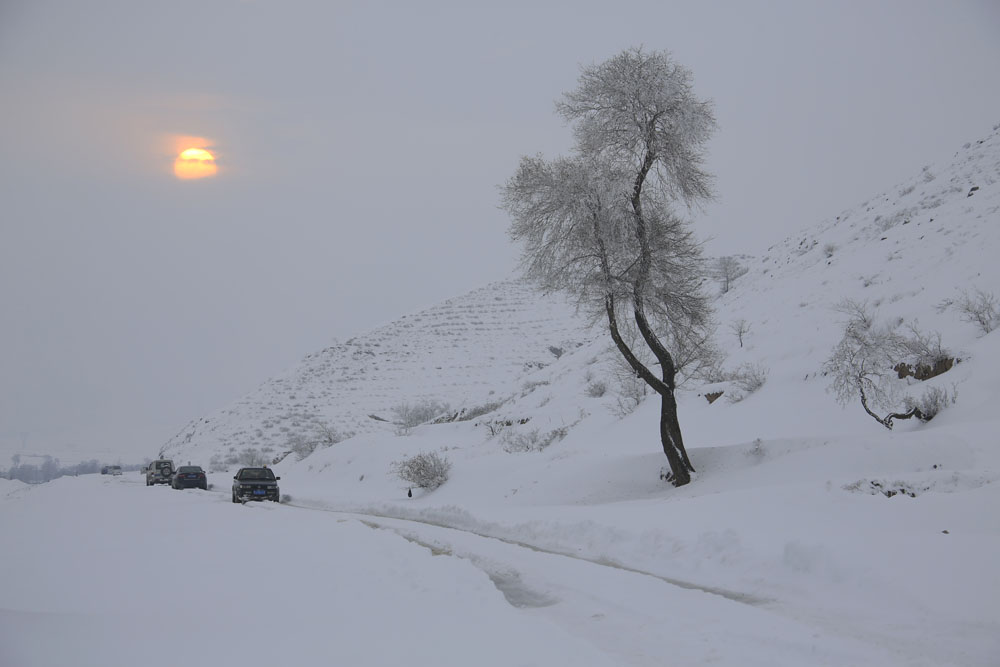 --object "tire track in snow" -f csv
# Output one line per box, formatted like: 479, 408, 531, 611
283, 500, 770, 607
